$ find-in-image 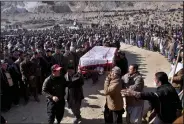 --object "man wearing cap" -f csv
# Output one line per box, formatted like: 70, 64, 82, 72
65, 64, 84, 124
42, 64, 67, 124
